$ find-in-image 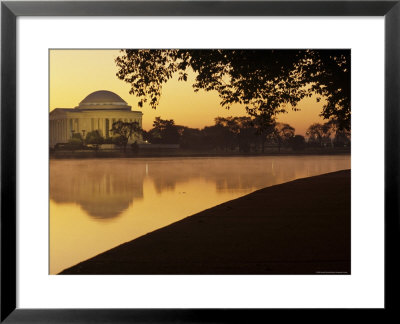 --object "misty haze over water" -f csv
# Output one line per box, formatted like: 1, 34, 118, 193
50, 155, 350, 274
